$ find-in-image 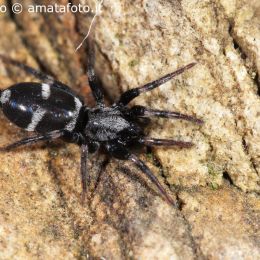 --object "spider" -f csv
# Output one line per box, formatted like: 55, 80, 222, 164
0, 38, 203, 206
